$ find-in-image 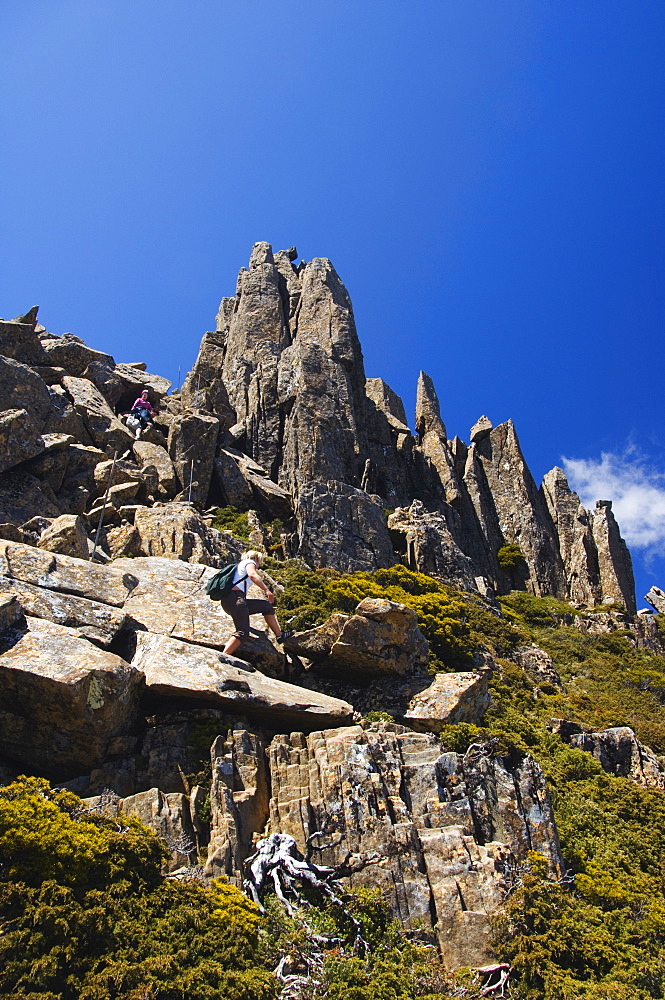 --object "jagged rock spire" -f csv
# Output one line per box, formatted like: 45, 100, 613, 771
415, 371, 446, 440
